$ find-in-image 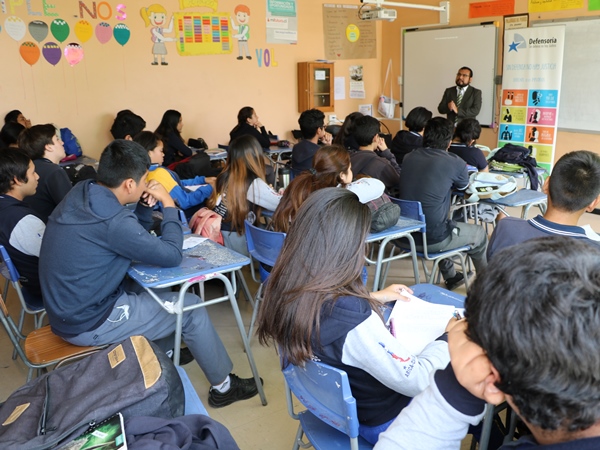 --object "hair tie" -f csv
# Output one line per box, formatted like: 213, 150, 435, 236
309, 168, 317, 175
